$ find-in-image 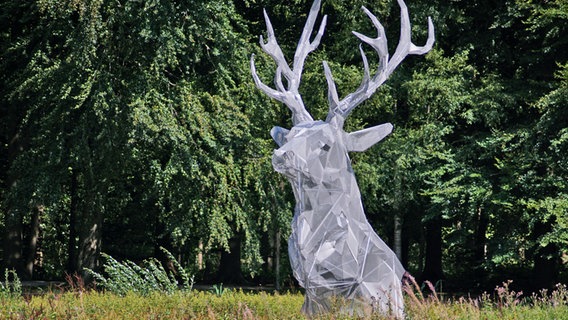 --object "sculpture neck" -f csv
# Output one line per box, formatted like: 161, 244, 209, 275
288, 165, 363, 216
